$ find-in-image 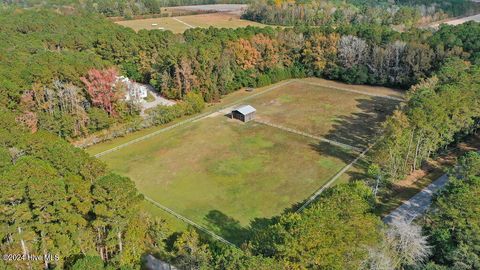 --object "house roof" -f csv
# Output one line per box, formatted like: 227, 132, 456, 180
234, 105, 256, 115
